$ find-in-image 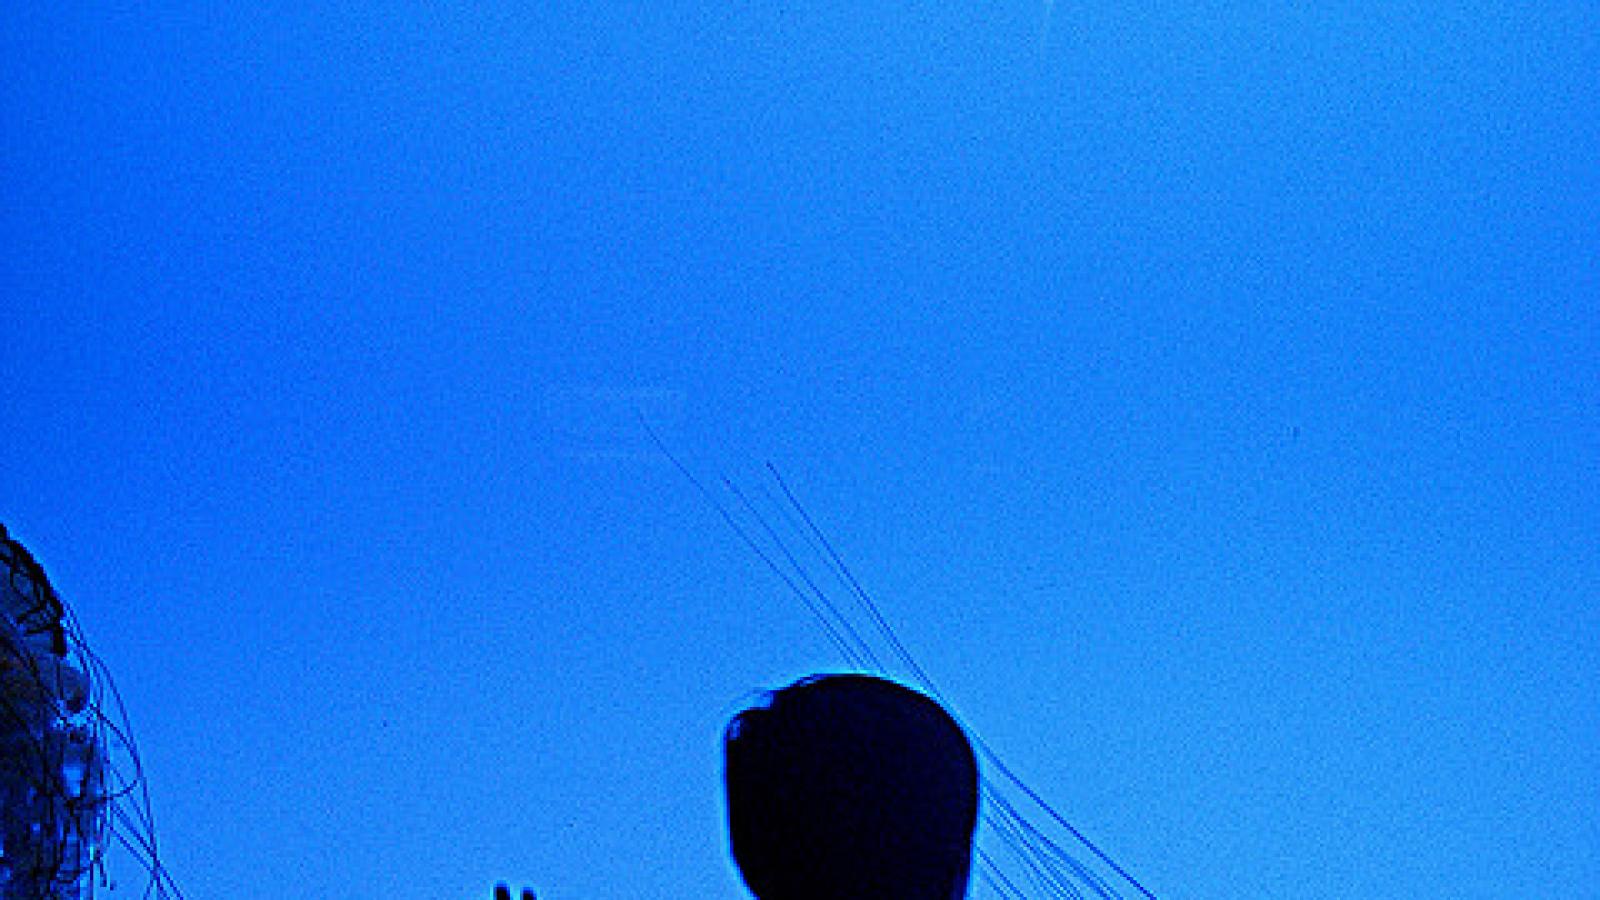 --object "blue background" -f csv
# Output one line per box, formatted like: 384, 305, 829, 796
2, 3, 1596, 897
